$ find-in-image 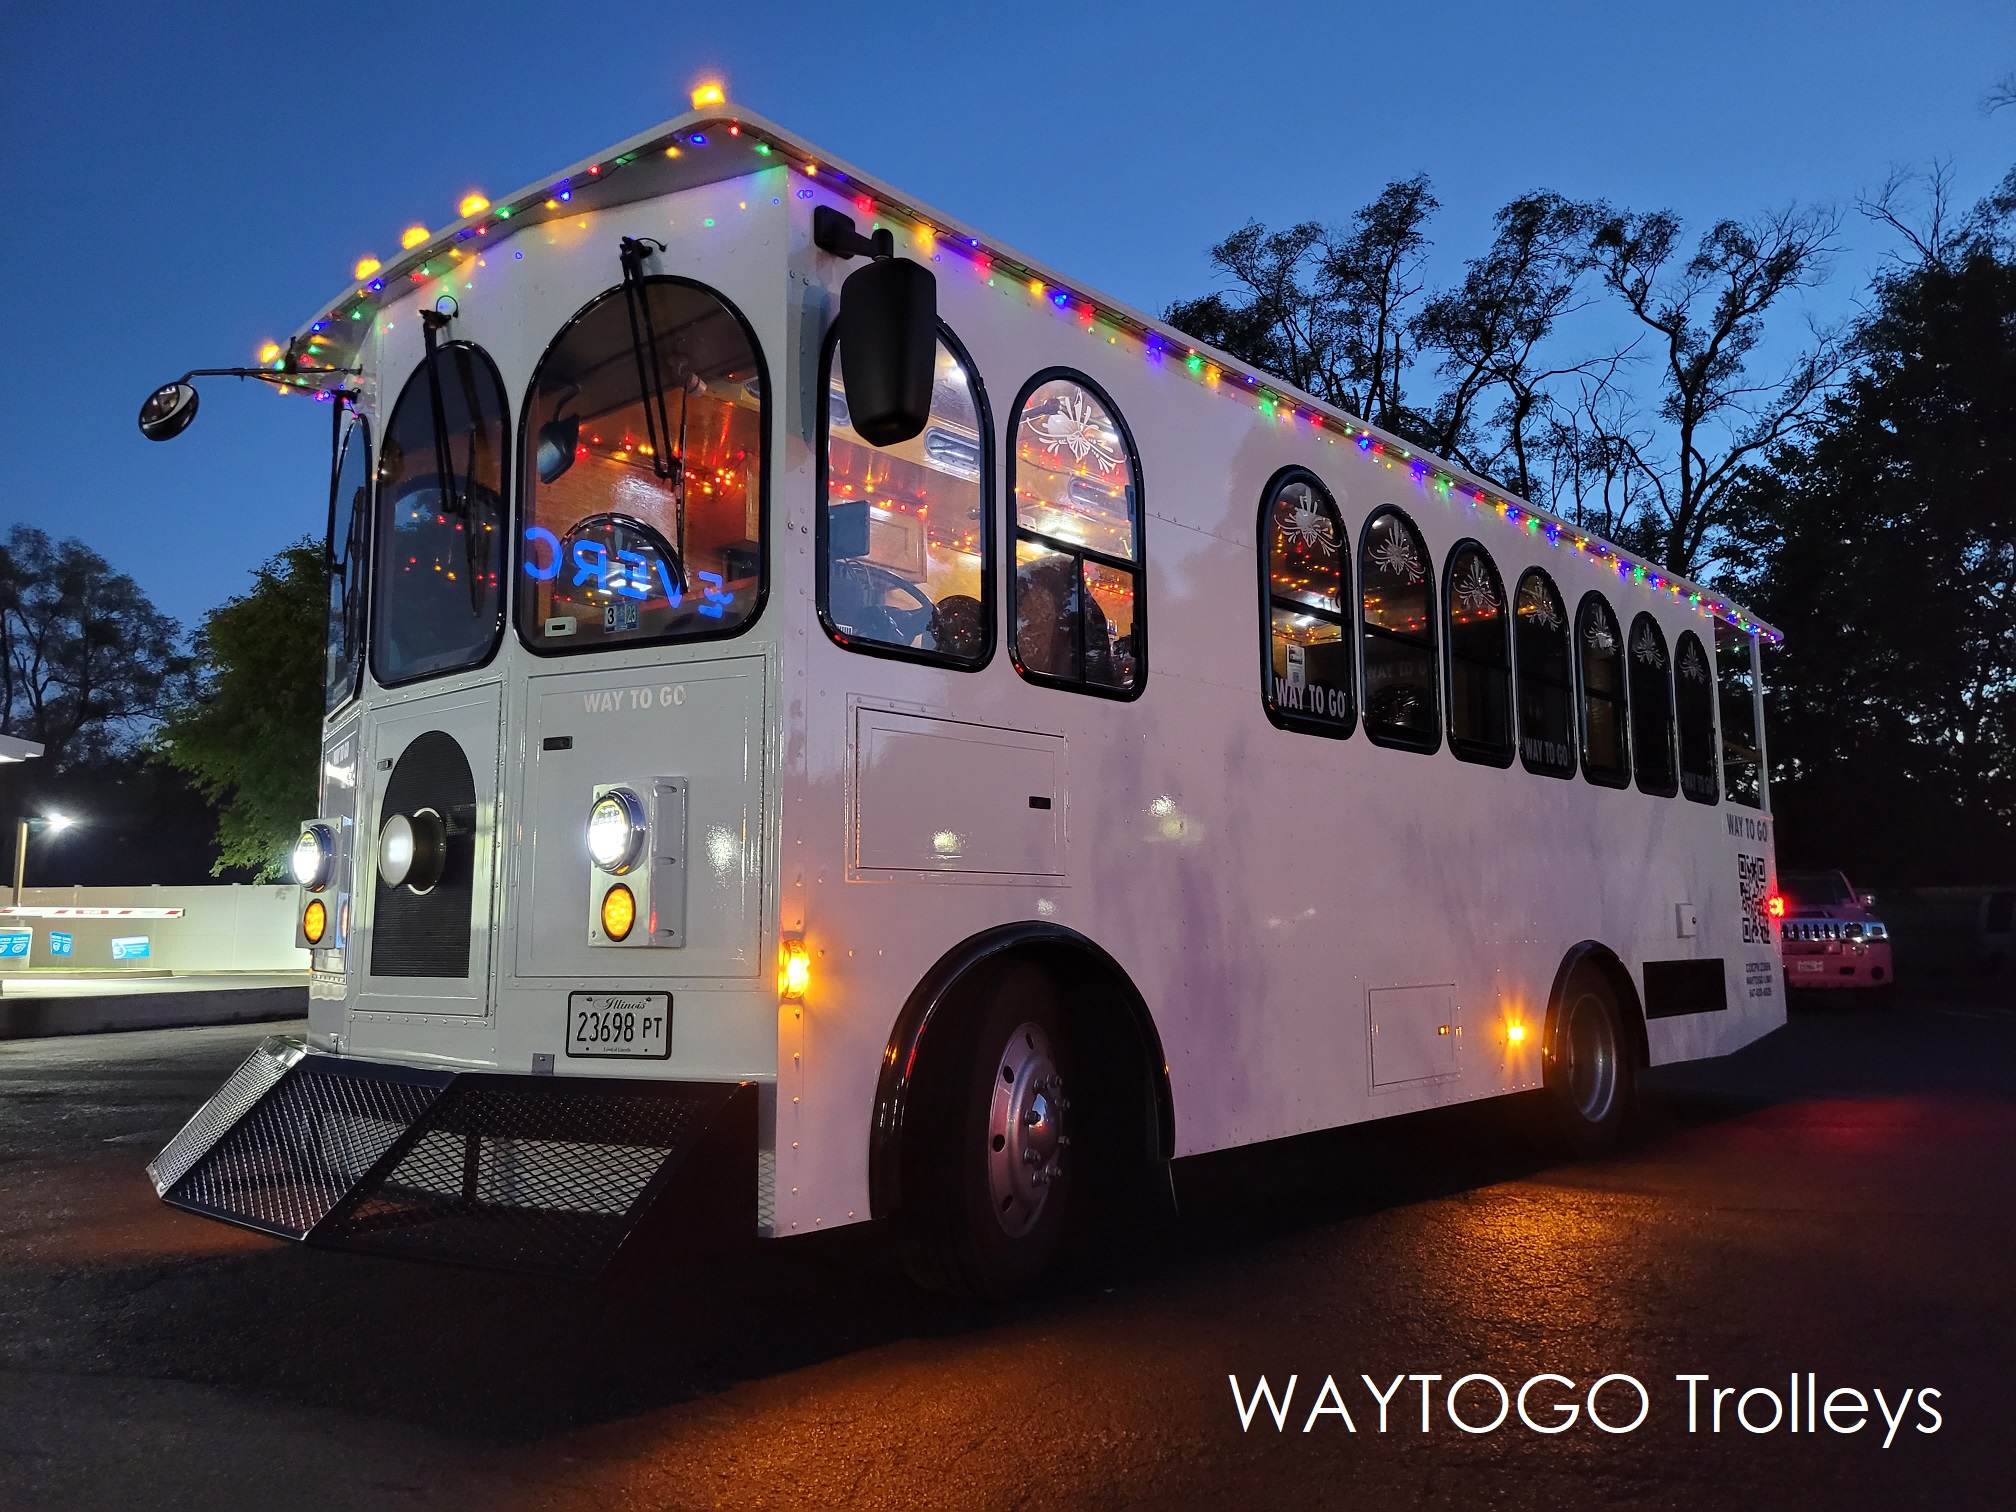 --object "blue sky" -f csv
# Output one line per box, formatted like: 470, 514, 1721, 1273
2, 0, 2011, 629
